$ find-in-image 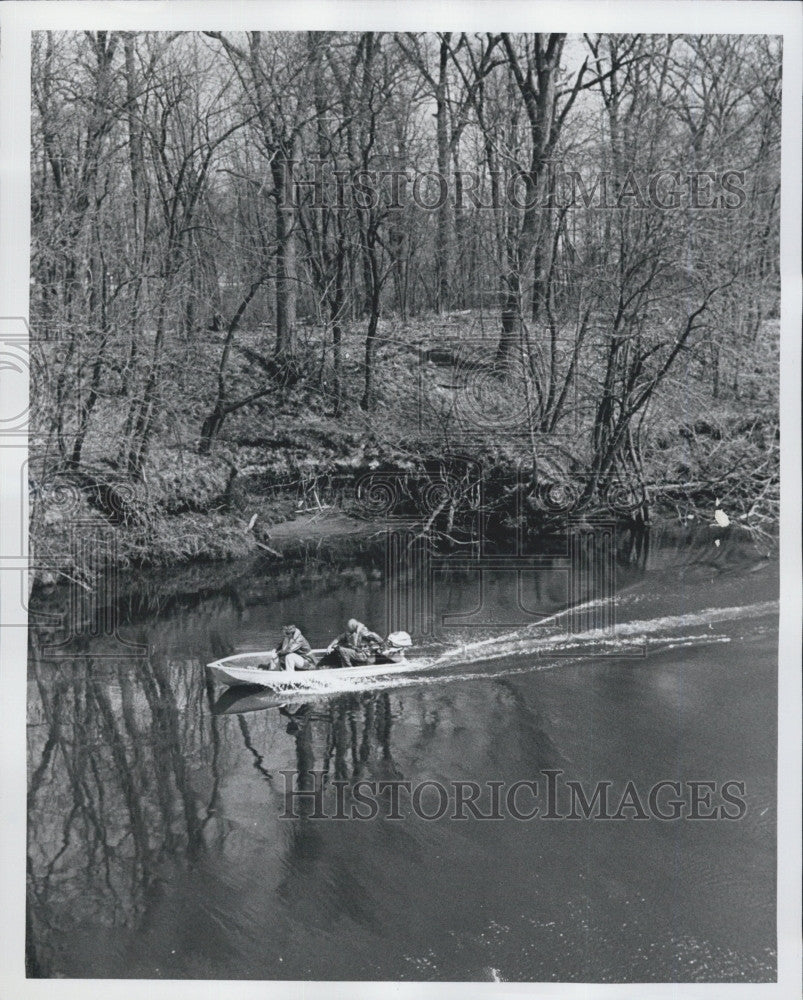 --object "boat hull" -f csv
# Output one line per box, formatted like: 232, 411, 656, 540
205, 649, 422, 693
